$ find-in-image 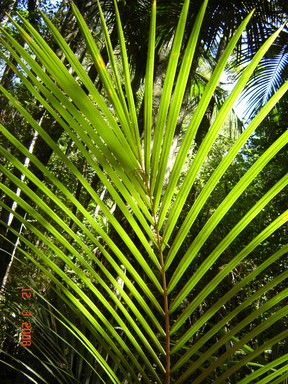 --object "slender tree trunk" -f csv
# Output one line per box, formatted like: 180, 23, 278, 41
0, 117, 64, 287
0, 0, 18, 26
